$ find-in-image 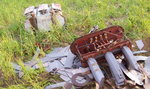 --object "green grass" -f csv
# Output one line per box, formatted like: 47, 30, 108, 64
0, 0, 150, 88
